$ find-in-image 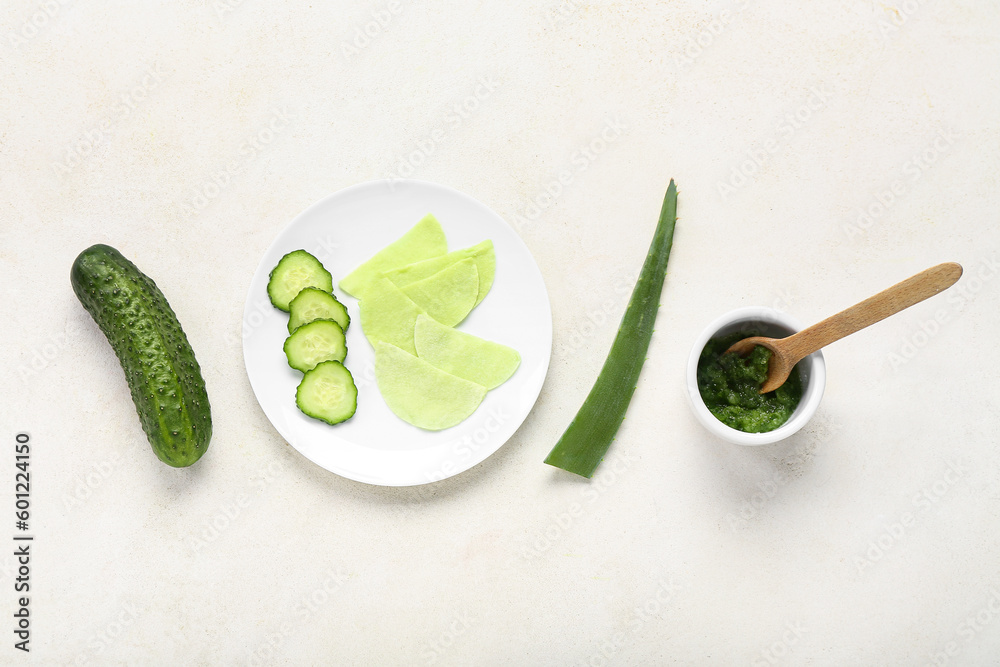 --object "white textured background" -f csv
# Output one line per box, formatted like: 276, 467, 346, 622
2, 1, 999, 665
